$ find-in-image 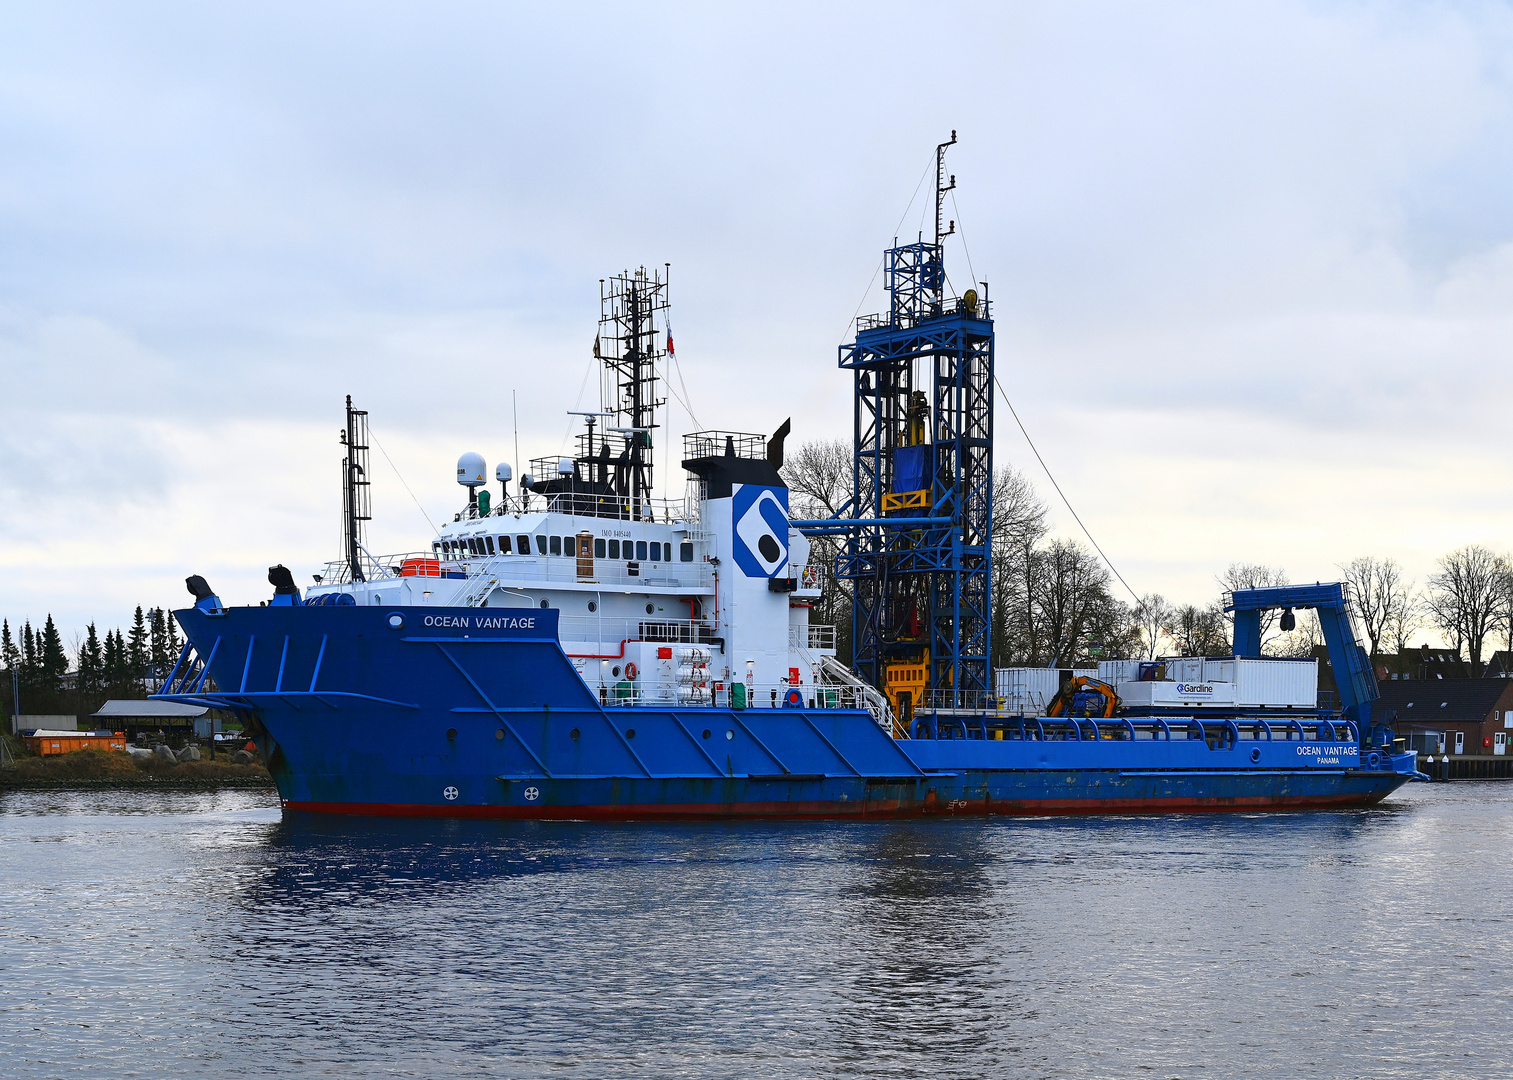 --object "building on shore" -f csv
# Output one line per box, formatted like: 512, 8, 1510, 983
92, 700, 213, 740
1377, 679, 1513, 758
